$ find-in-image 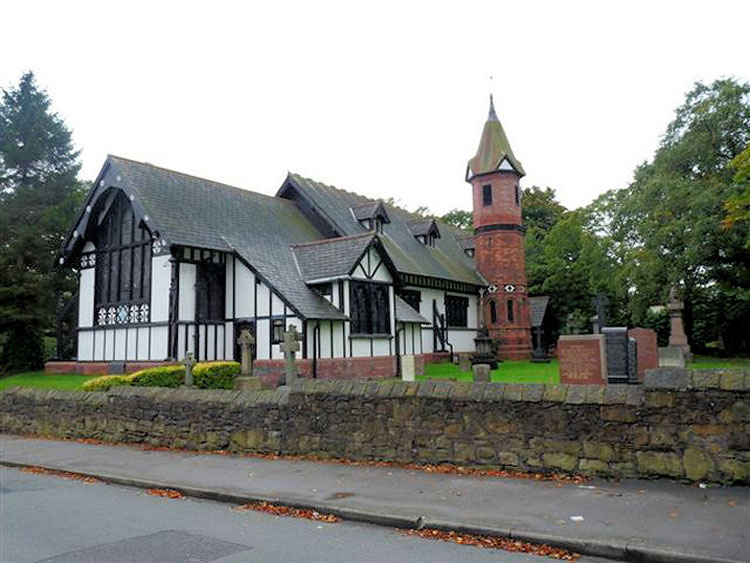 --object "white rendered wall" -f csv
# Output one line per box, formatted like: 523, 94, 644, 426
234, 261, 255, 318
150, 255, 171, 323
178, 263, 196, 321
